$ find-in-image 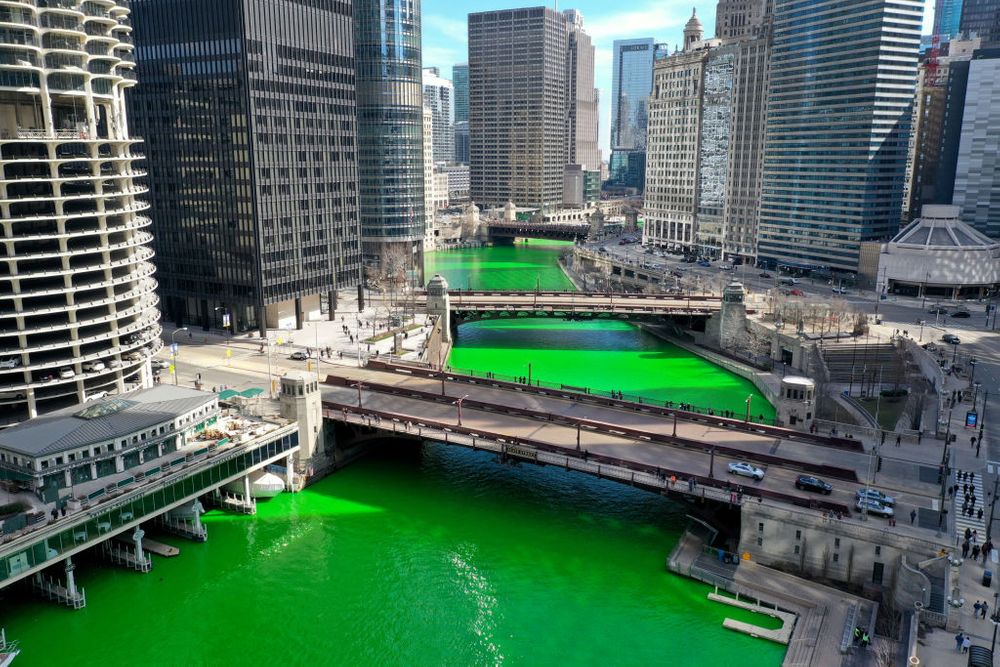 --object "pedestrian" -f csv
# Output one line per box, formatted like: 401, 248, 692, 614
956, 632, 965, 651
973, 544, 981, 560
971, 472, 976, 483
918, 430, 923, 444
965, 483, 970, 494
896, 434, 901, 447
861, 631, 870, 648
966, 527, 973, 541
911, 508, 918, 524
963, 540, 971, 558
853, 626, 862, 645
973, 530, 979, 544
963, 635, 972, 653
983, 600, 990, 619
975, 601, 983, 617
